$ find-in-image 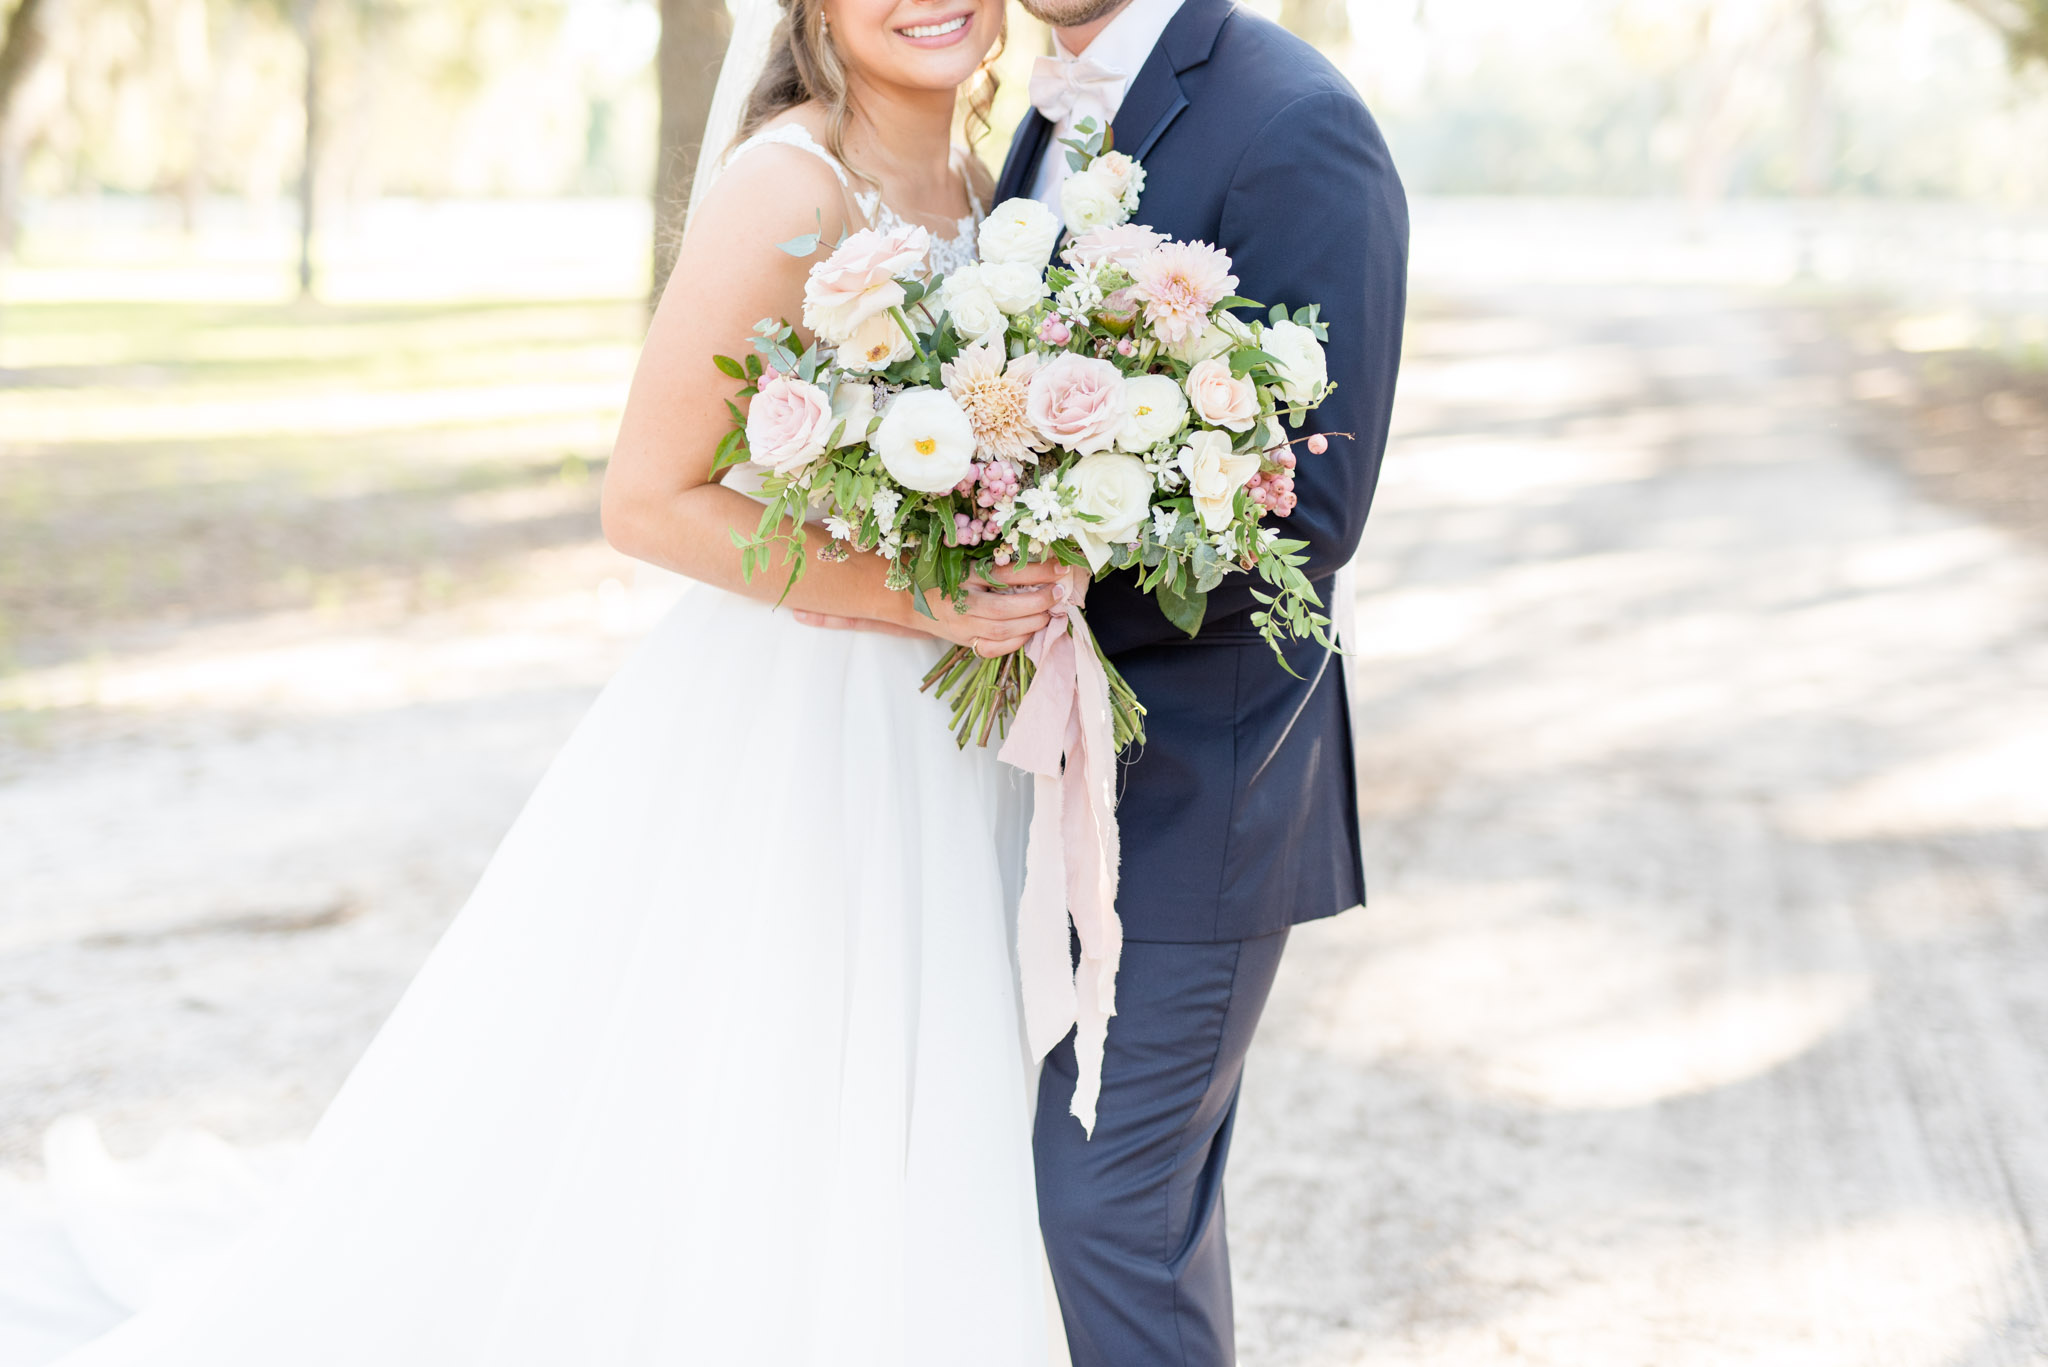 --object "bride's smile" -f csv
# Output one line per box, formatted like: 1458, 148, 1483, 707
829, 0, 1002, 93
894, 12, 974, 47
